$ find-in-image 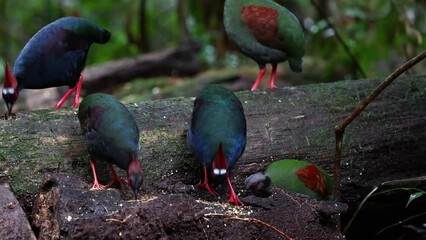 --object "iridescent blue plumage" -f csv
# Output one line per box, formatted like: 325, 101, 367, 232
187, 85, 246, 205
78, 93, 143, 198
13, 17, 110, 90
2, 17, 111, 115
